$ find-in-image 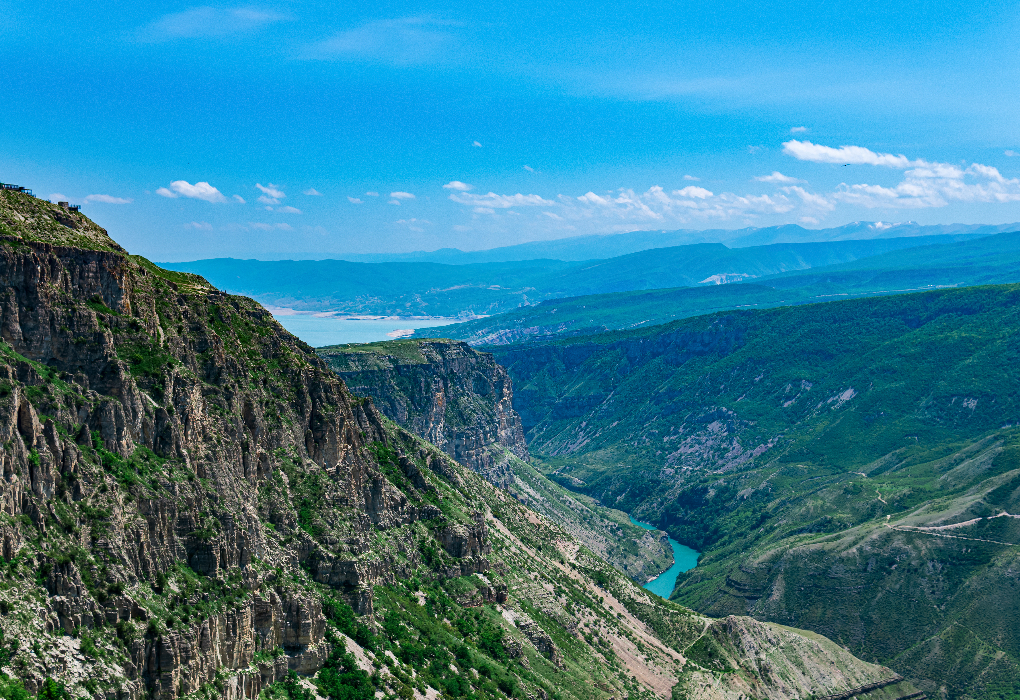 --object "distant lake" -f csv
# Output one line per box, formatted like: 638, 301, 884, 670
271, 313, 459, 347
629, 515, 700, 599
